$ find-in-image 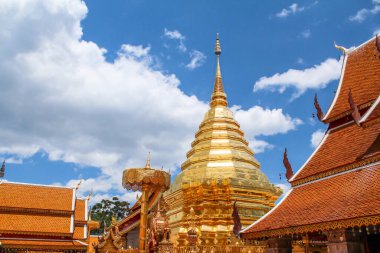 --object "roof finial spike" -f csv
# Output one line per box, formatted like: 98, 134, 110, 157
210, 33, 228, 107
334, 41, 348, 55
75, 179, 83, 190
283, 148, 294, 181
86, 189, 93, 201
145, 152, 151, 169
215, 33, 221, 56
214, 33, 222, 80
